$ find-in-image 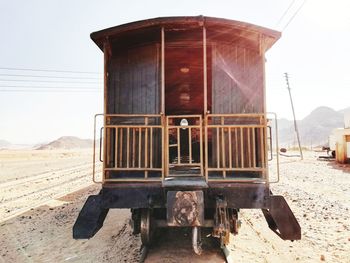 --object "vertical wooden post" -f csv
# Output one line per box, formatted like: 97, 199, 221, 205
240, 127, 244, 168
216, 128, 220, 169
162, 116, 166, 179
126, 127, 130, 168
145, 118, 149, 178
150, 127, 153, 168
247, 128, 251, 168
119, 129, 123, 167
203, 26, 208, 179
132, 128, 136, 167
161, 27, 165, 114
204, 115, 208, 181
138, 128, 142, 168
262, 53, 268, 180
188, 127, 192, 164
235, 128, 239, 167
161, 27, 166, 178
203, 26, 207, 114
221, 117, 226, 178
177, 127, 181, 164
164, 116, 168, 177
115, 128, 118, 168
199, 116, 204, 177
260, 126, 265, 170
228, 127, 232, 169
103, 39, 111, 183
252, 128, 256, 168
